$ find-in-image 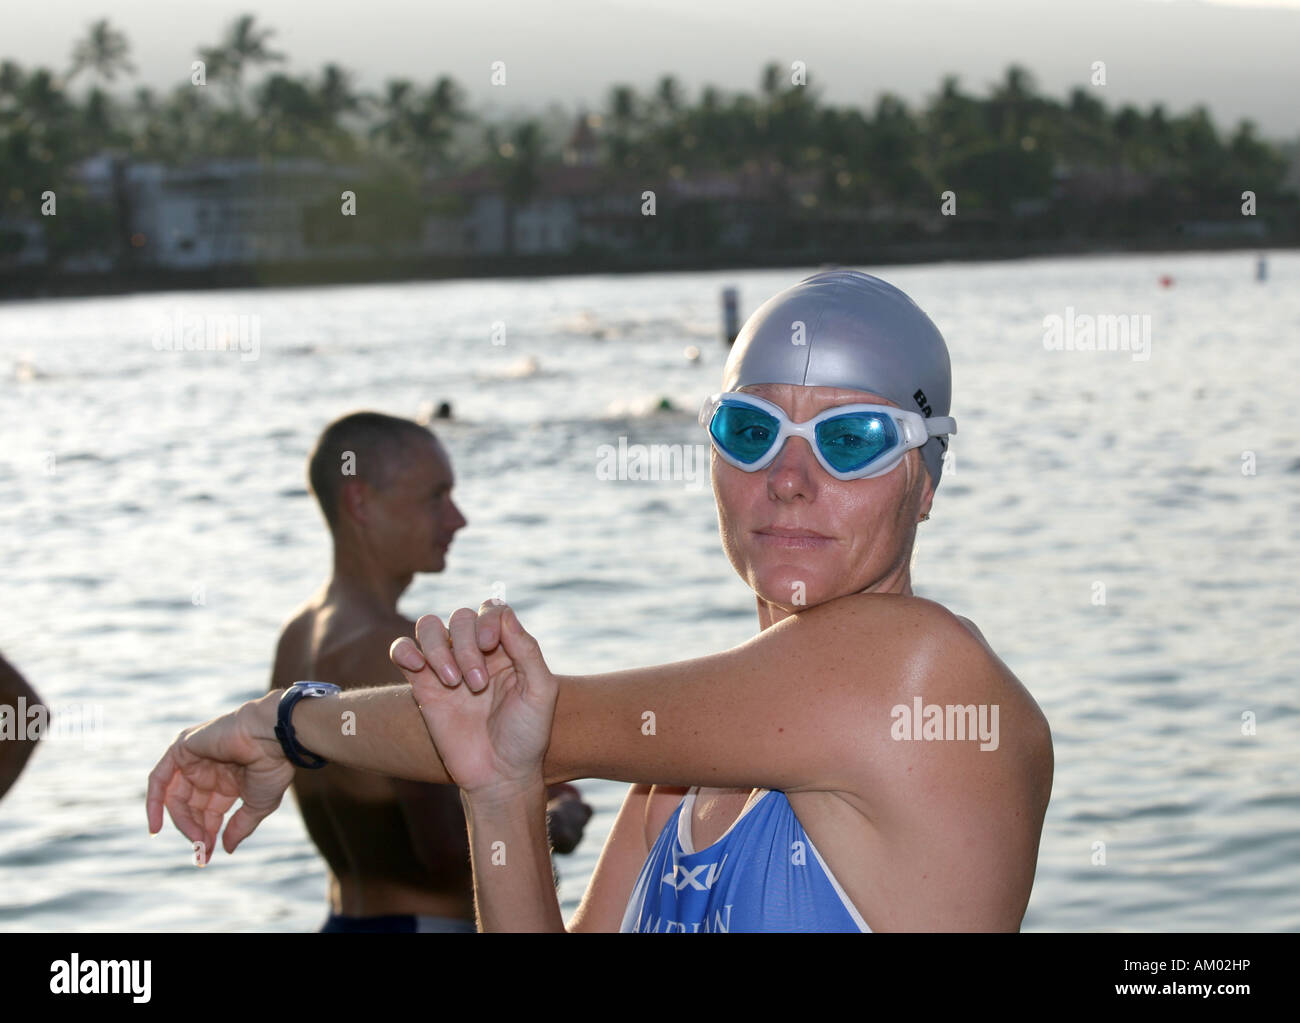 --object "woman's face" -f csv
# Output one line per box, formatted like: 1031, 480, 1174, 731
711, 383, 934, 611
